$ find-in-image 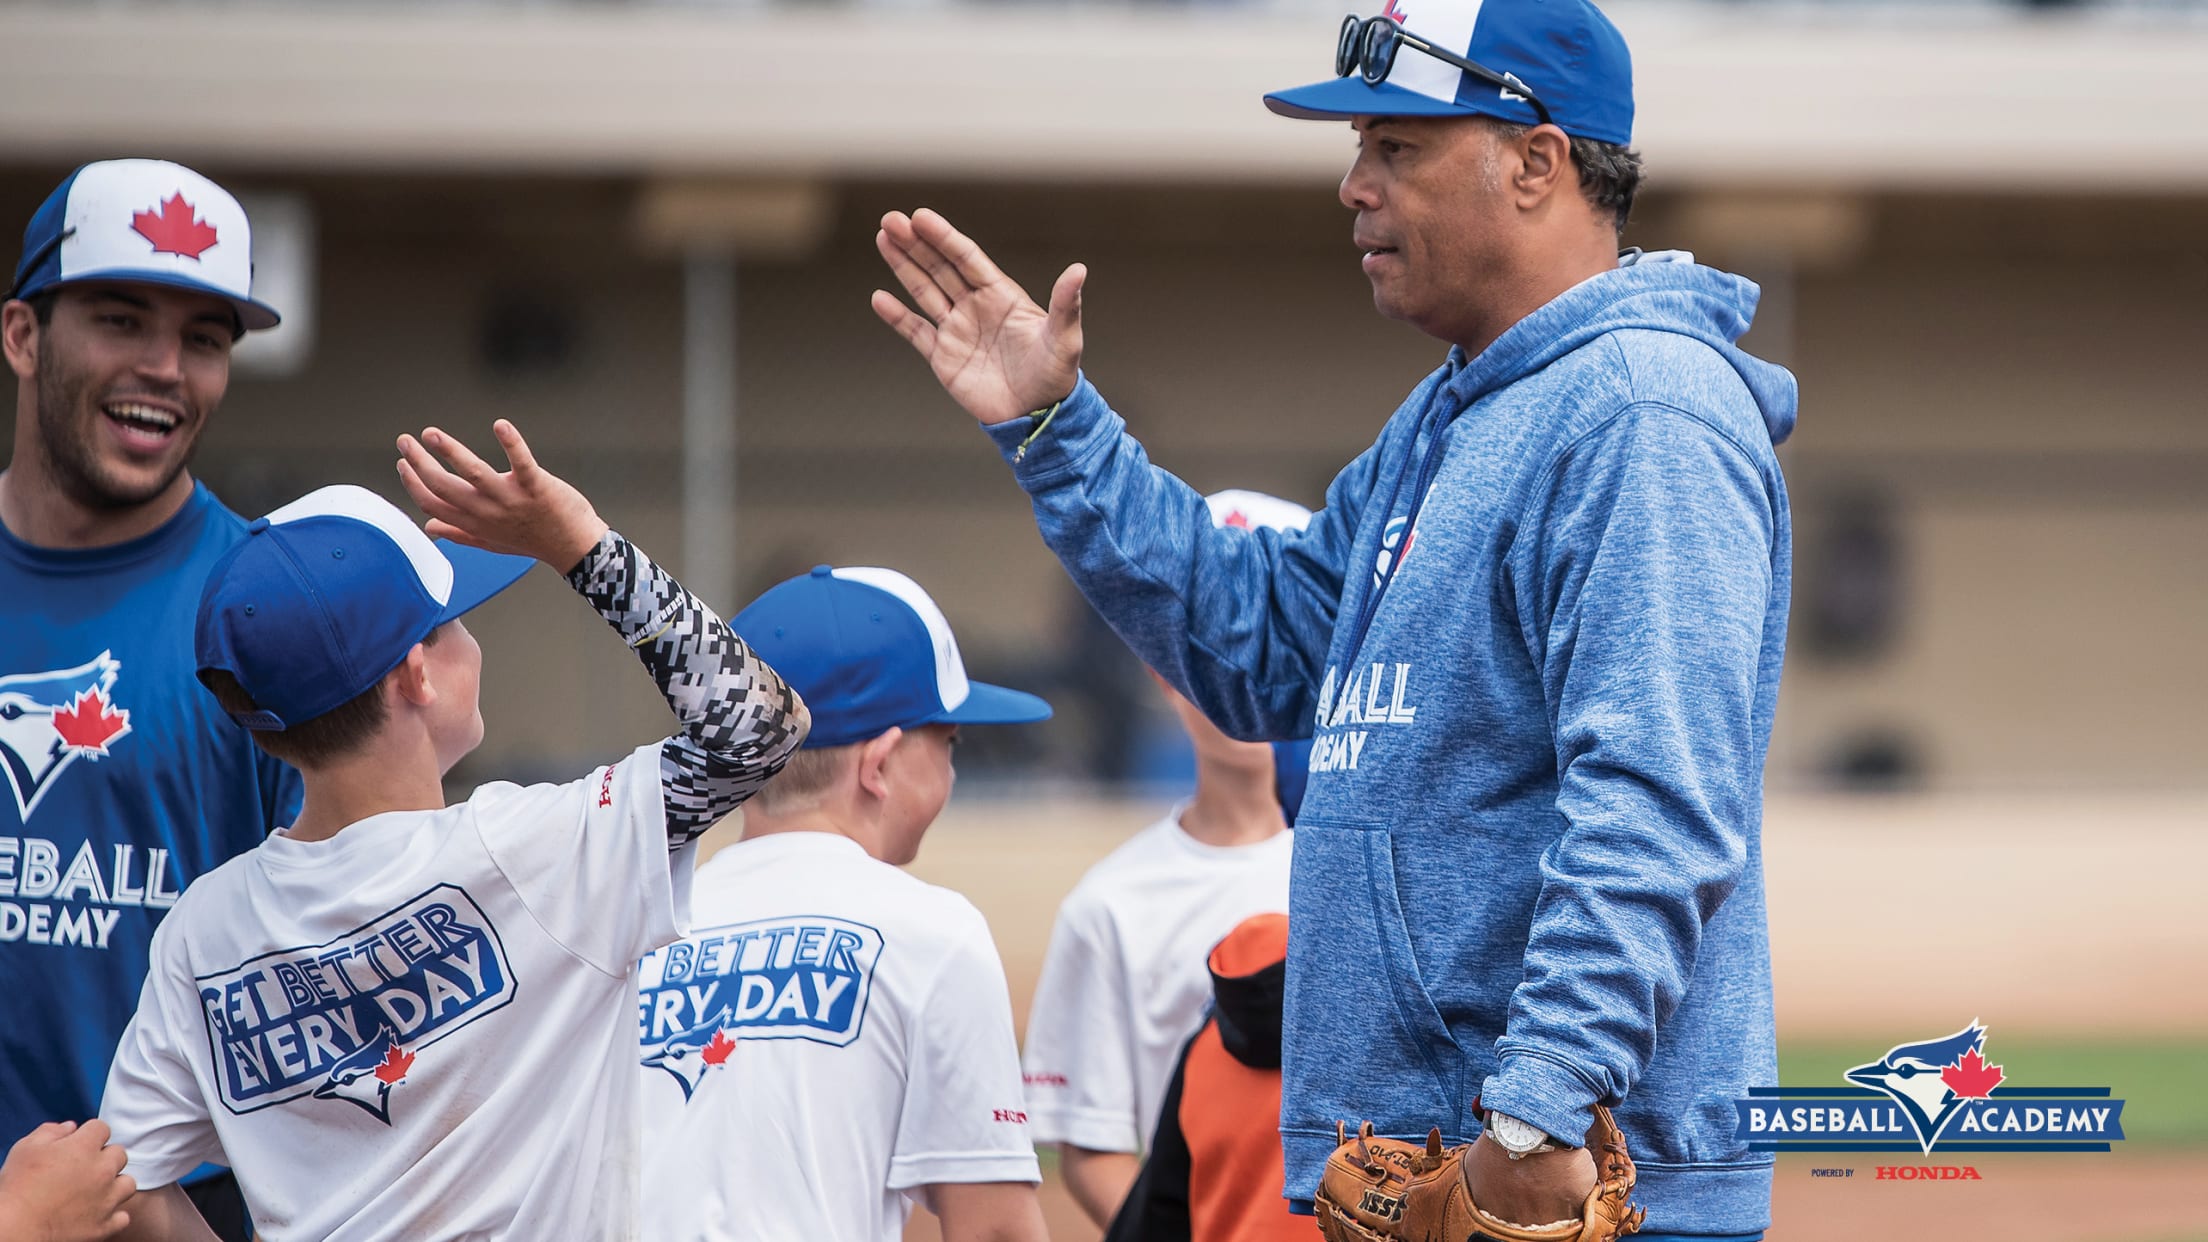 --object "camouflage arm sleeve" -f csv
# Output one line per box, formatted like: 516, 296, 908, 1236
565, 530, 810, 848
